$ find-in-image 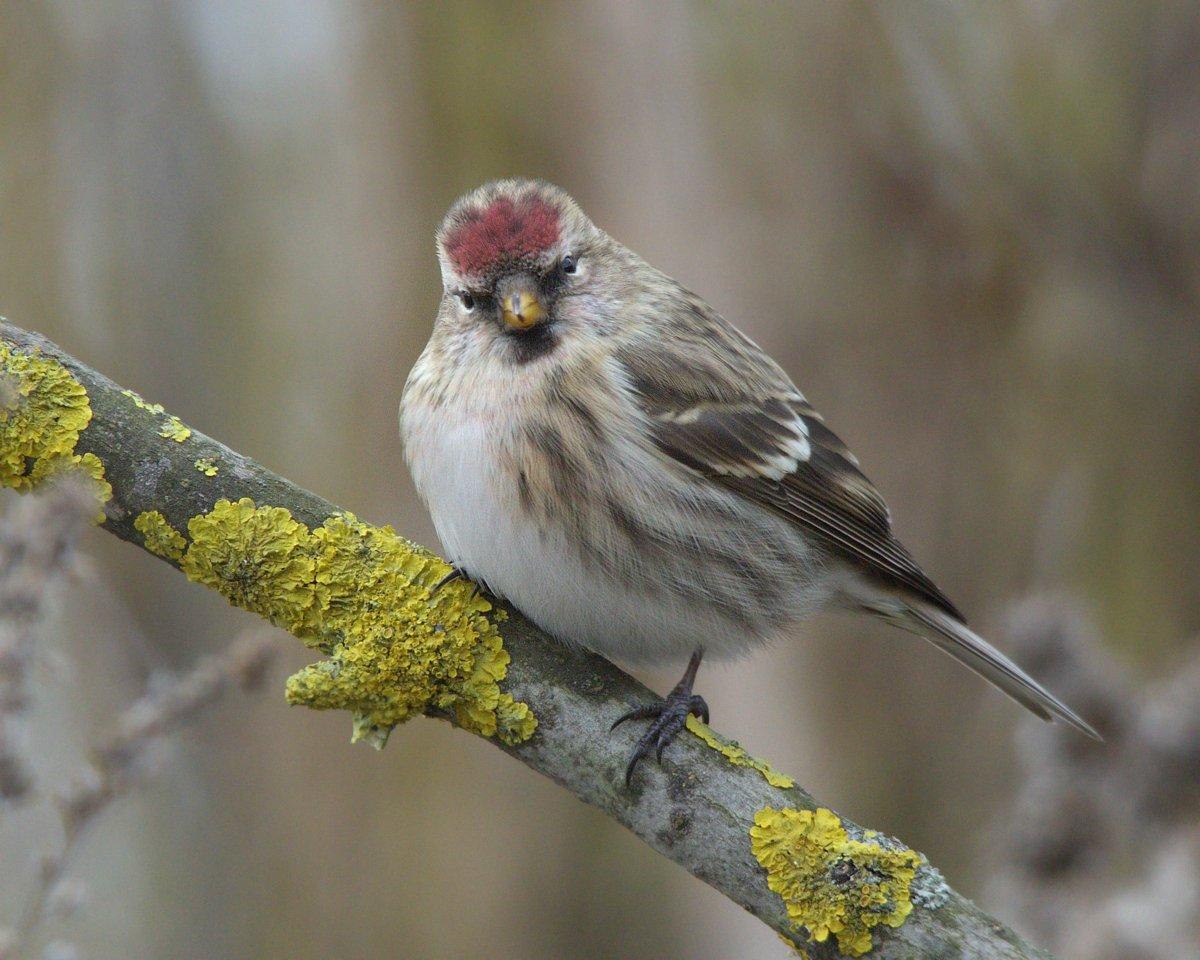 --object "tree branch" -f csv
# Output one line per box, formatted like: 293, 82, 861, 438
0, 320, 1054, 959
